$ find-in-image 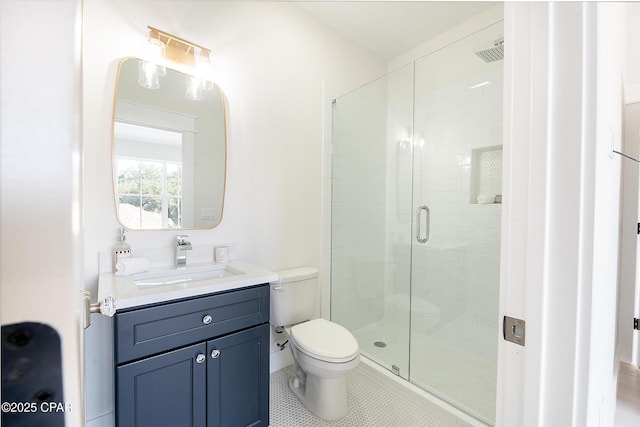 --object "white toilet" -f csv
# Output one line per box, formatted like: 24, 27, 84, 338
270, 267, 359, 421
